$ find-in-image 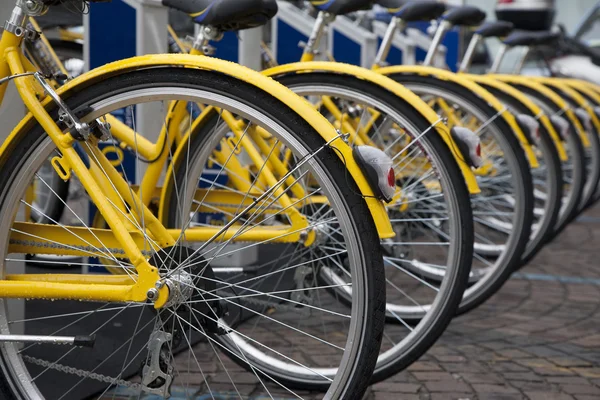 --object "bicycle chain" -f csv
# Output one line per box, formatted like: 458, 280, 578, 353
22, 354, 141, 390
